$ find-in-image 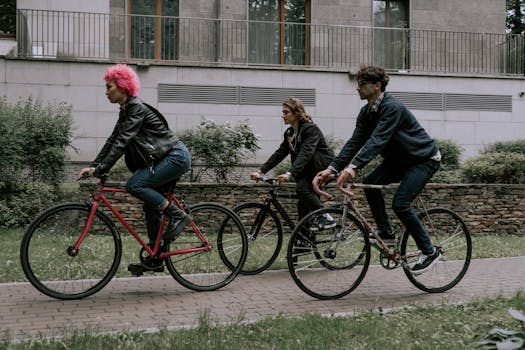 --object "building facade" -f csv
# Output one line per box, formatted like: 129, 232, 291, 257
1, 0, 524, 168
